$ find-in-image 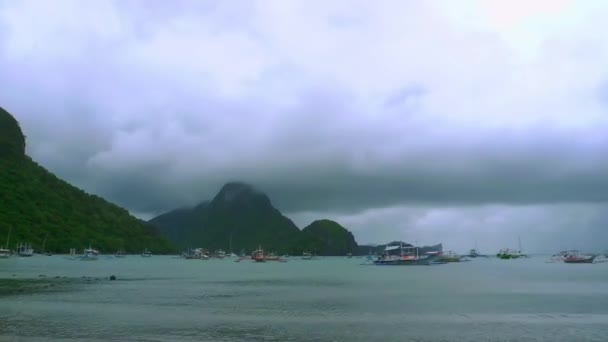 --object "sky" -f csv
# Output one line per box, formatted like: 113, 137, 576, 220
1, 0, 608, 253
